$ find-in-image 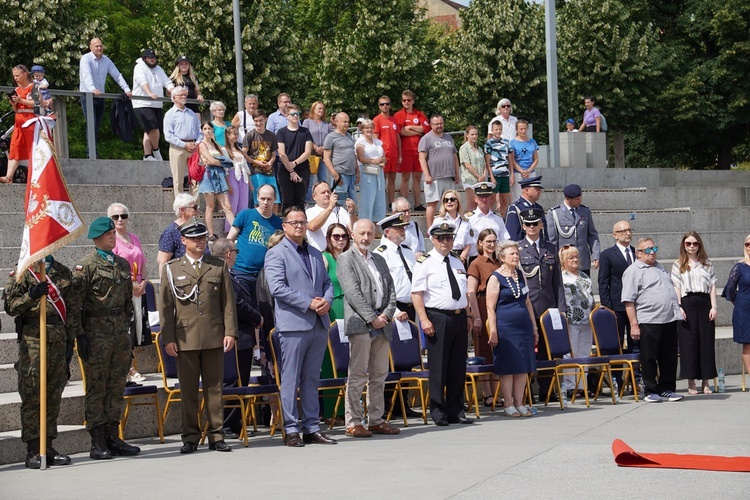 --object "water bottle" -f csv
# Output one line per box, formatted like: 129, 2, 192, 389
529, 406, 539, 415
561, 389, 568, 408
612, 380, 620, 402
718, 368, 726, 393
